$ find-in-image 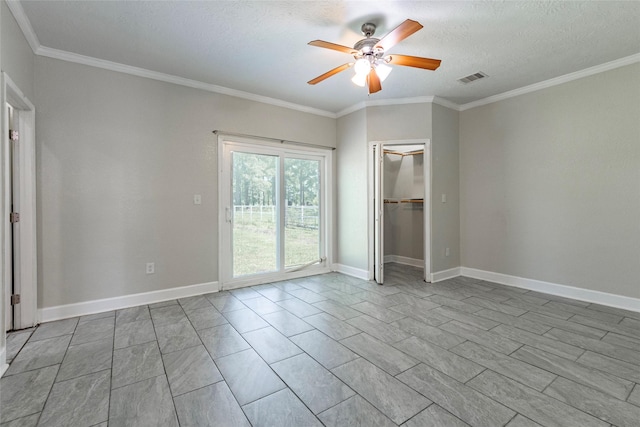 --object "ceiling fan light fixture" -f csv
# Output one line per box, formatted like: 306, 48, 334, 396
375, 62, 392, 82
353, 58, 371, 76
351, 72, 368, 87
